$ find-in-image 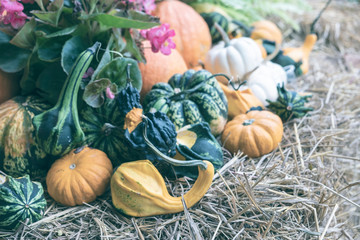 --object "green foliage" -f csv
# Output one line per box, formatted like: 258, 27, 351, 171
187, 0, 311, 30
